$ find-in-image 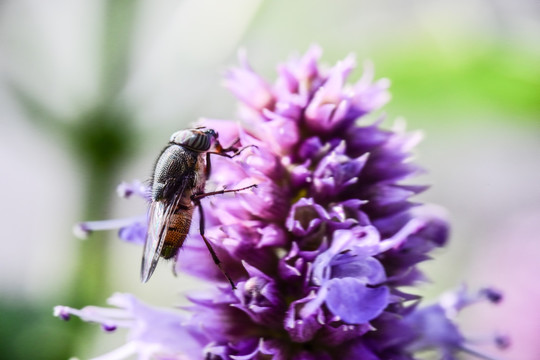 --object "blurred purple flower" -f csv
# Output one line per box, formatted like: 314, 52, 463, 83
55, 293, 205, 360
398, 286, 508, 360
58, 46, 505, 359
